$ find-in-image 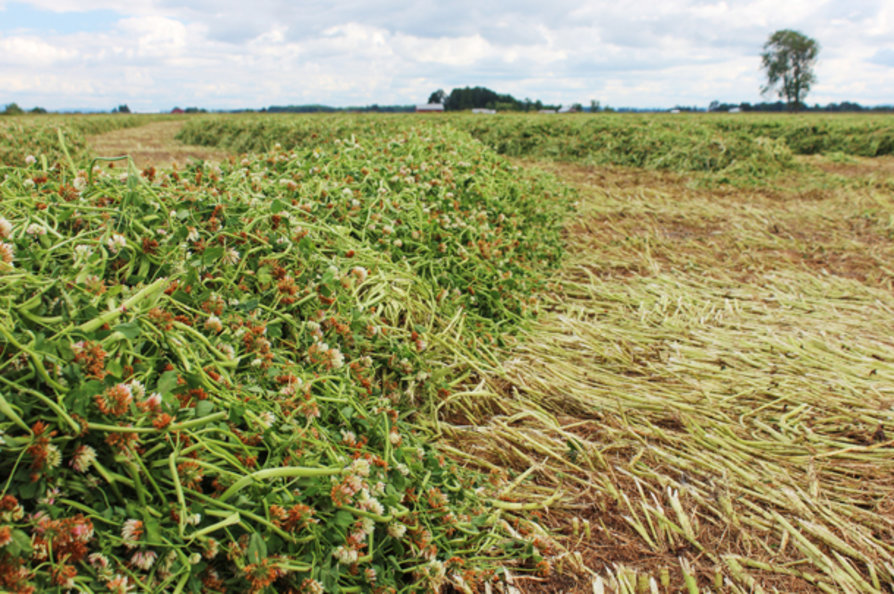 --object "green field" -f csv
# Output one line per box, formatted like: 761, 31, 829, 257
0, 113, 893, 592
